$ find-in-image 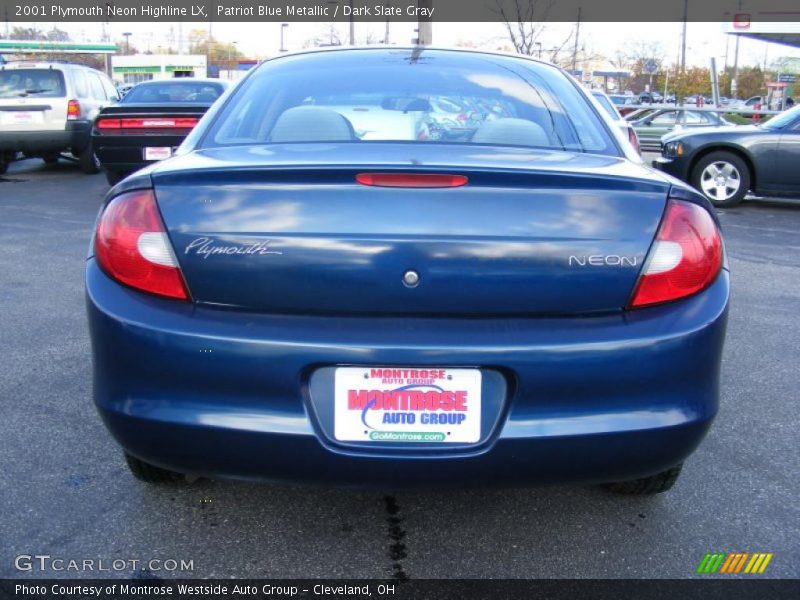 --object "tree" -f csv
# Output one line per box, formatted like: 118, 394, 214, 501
735, 66, 766, 100
10, 26, 45, 40
115, 38, 138, 56
608, 47, 630, 72
667, 65, 712, 100
305, 24, 343, 48
186, 29, 242, 65
493, 0, 553, 56
304, 24, 386, 49
45, 28, 70, 42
